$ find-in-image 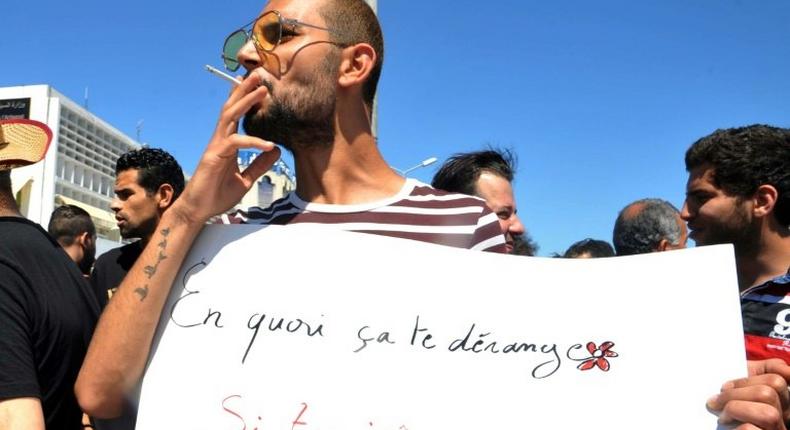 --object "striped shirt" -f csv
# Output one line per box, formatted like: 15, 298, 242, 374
221, 179, 507, 252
